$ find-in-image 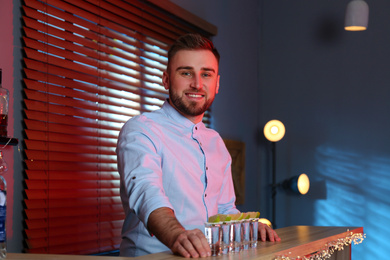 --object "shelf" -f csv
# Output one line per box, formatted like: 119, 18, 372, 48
0, 137, 18, 146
